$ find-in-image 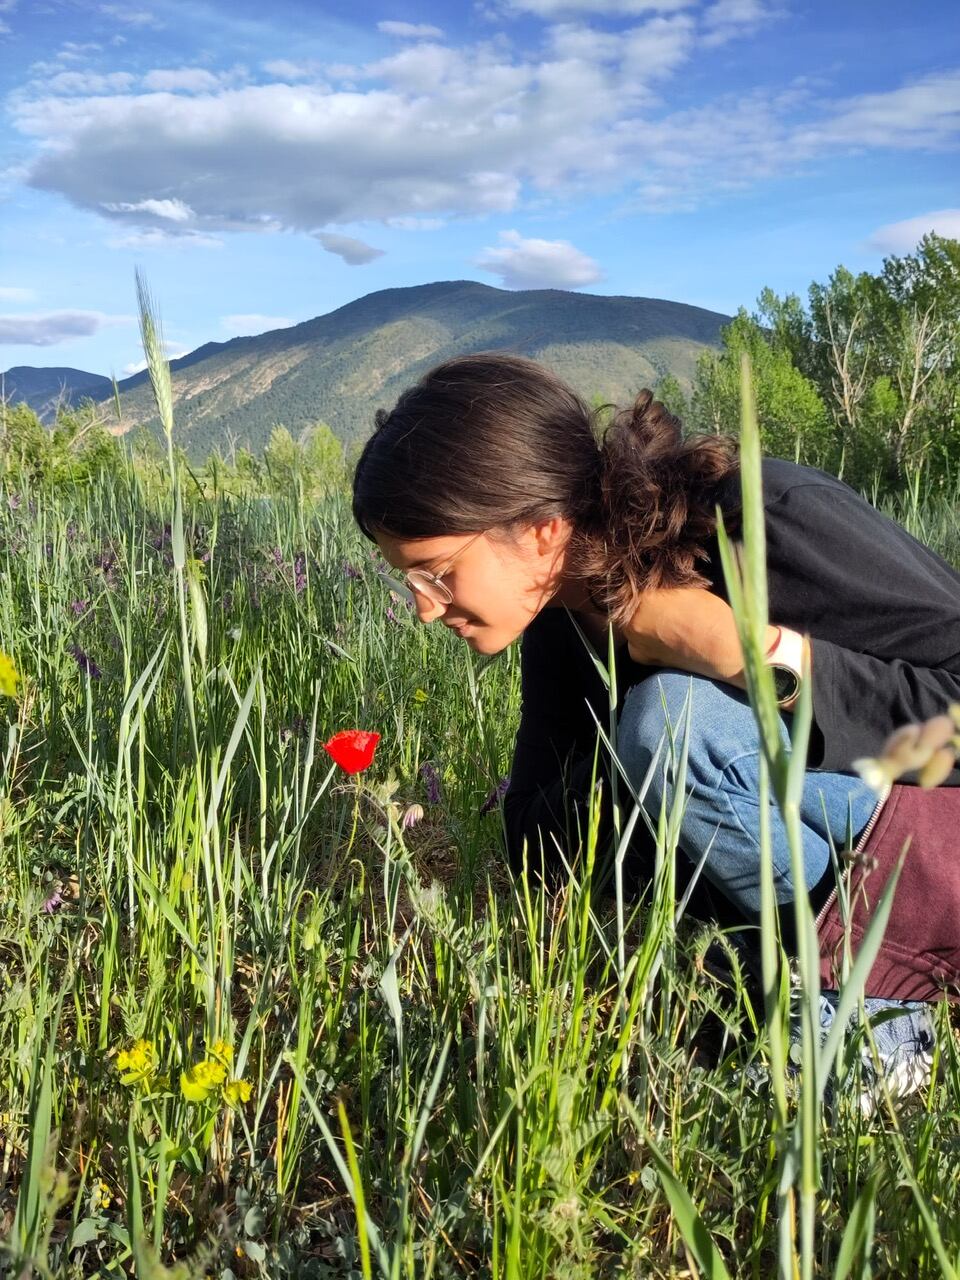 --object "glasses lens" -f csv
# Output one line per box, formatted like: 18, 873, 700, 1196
406, 570, 451, 605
